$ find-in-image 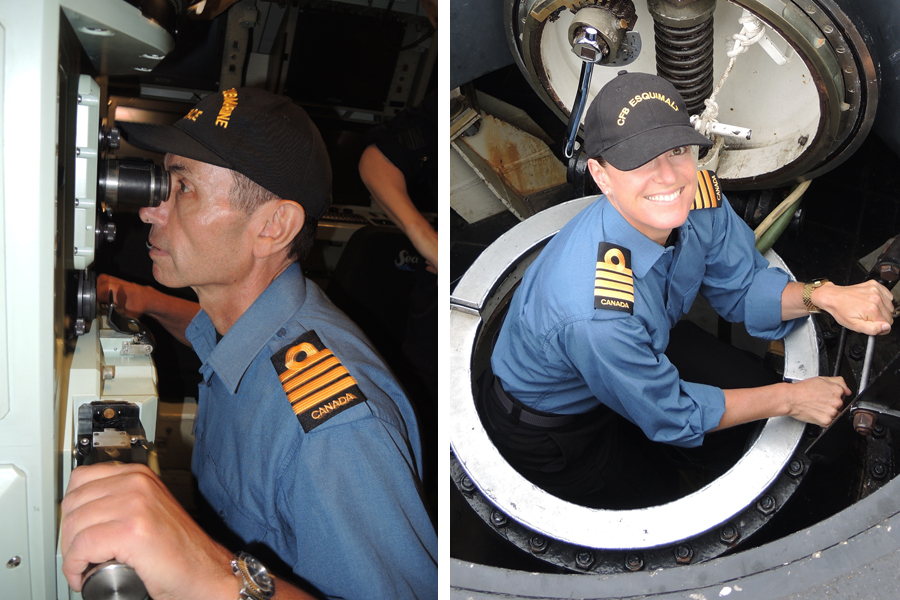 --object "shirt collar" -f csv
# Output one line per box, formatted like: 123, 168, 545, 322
598, 198, 675, 279
186, 263, 307, 393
